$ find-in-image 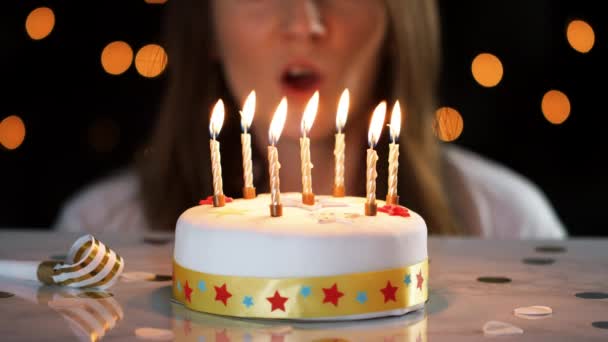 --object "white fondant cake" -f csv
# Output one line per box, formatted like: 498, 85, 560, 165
172, 193, 428, 321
